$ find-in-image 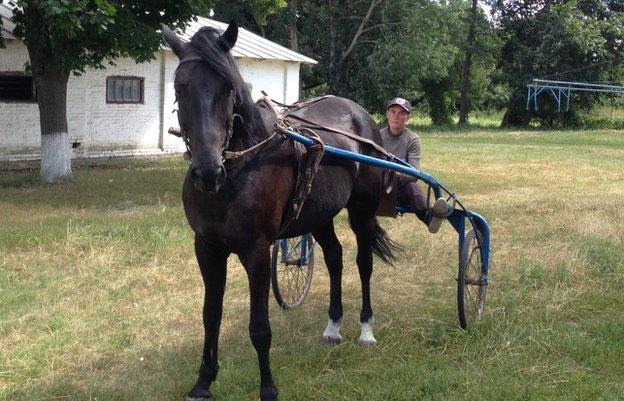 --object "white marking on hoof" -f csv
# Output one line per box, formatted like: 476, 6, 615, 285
322, 318, 343, 345
359, 318, 377, 348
